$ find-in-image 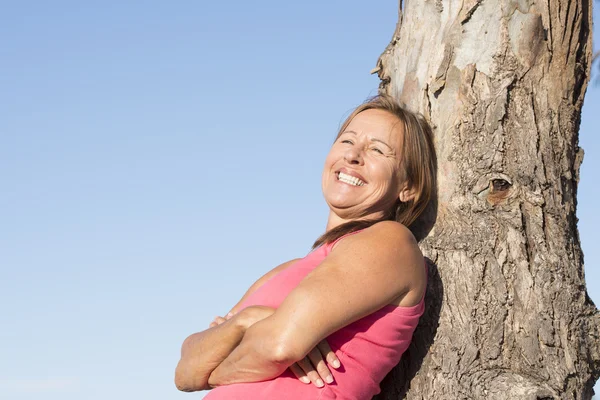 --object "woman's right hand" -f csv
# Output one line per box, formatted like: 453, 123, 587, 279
236, 306, 276, 330
289, 339, 341, 388
209, 306, 276, 330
